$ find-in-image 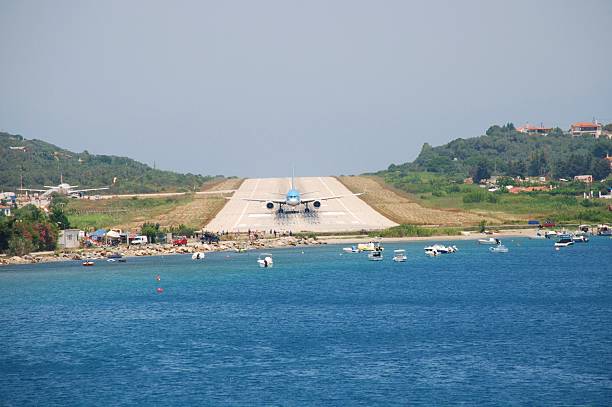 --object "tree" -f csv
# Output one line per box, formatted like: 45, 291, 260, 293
471, 160, 491, 183
591, 158, 611, 181
141, 222, 160, 243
